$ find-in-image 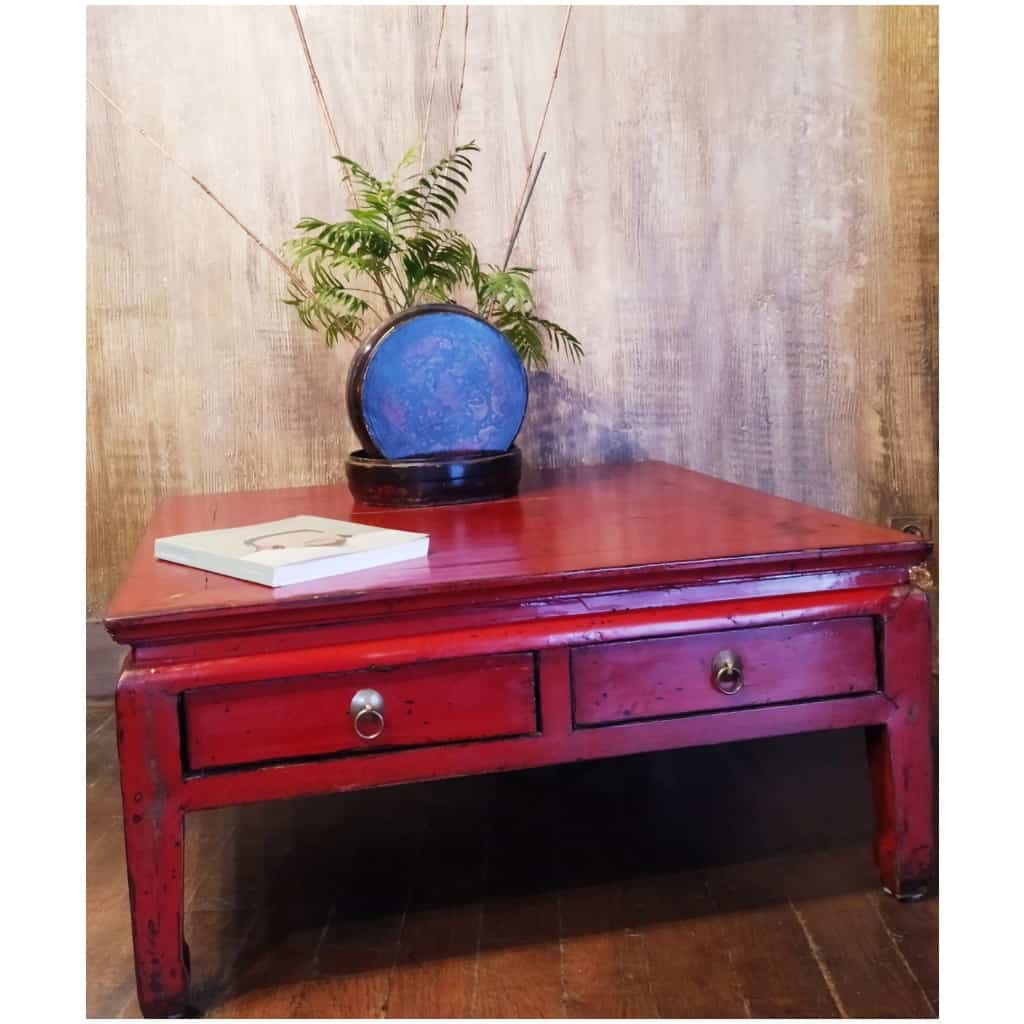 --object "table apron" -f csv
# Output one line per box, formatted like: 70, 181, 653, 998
116, 585, 915, 815
180, 690, 894, 812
